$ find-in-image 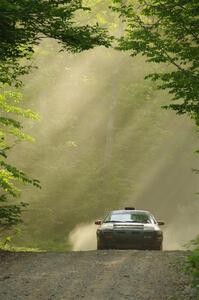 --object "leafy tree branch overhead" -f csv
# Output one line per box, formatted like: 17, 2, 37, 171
0, 0, 111, 87
113, 0, 199, 123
